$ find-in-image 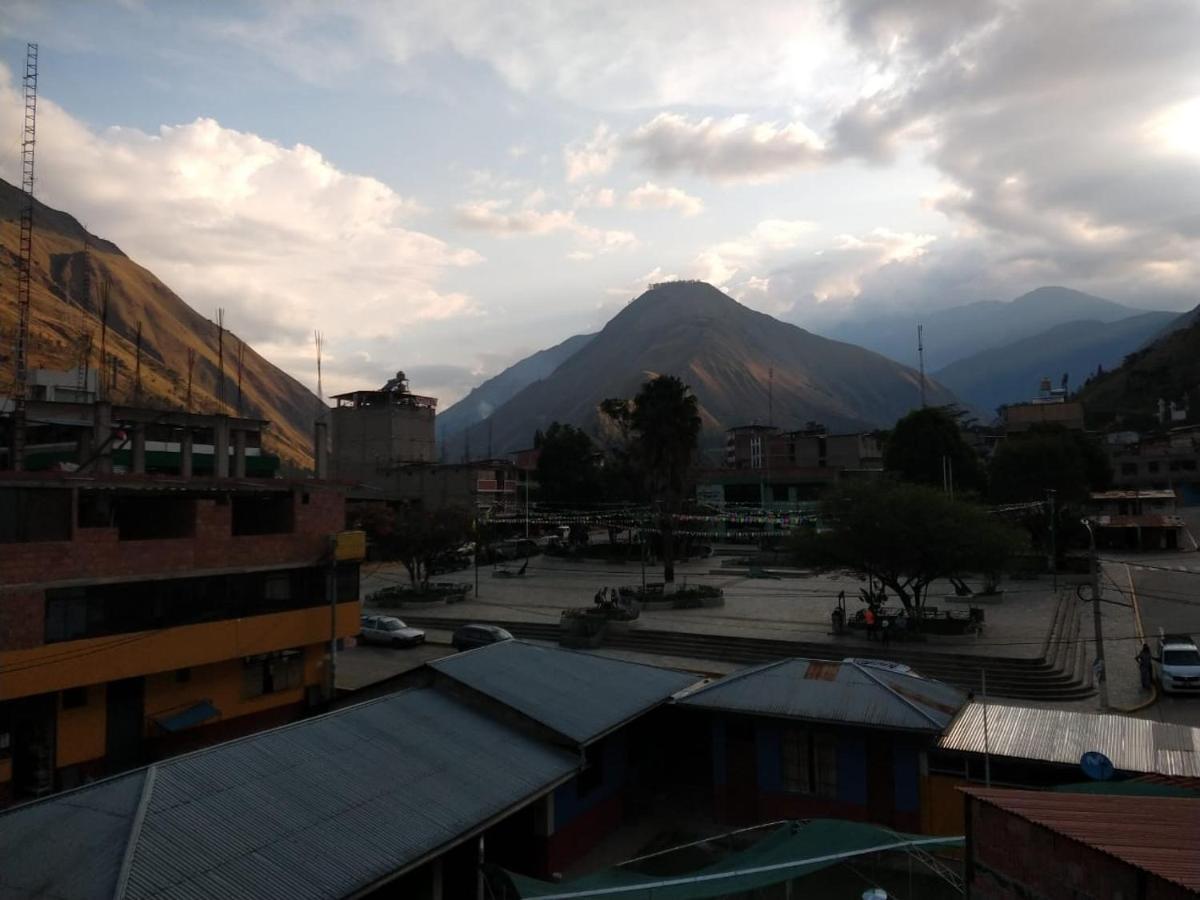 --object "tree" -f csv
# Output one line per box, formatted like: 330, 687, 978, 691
621, 376, 702, 583
535, 422, 600, 504
350, 503, 472, 588
883, 406, 986, 494
794, 479, 1025, 615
